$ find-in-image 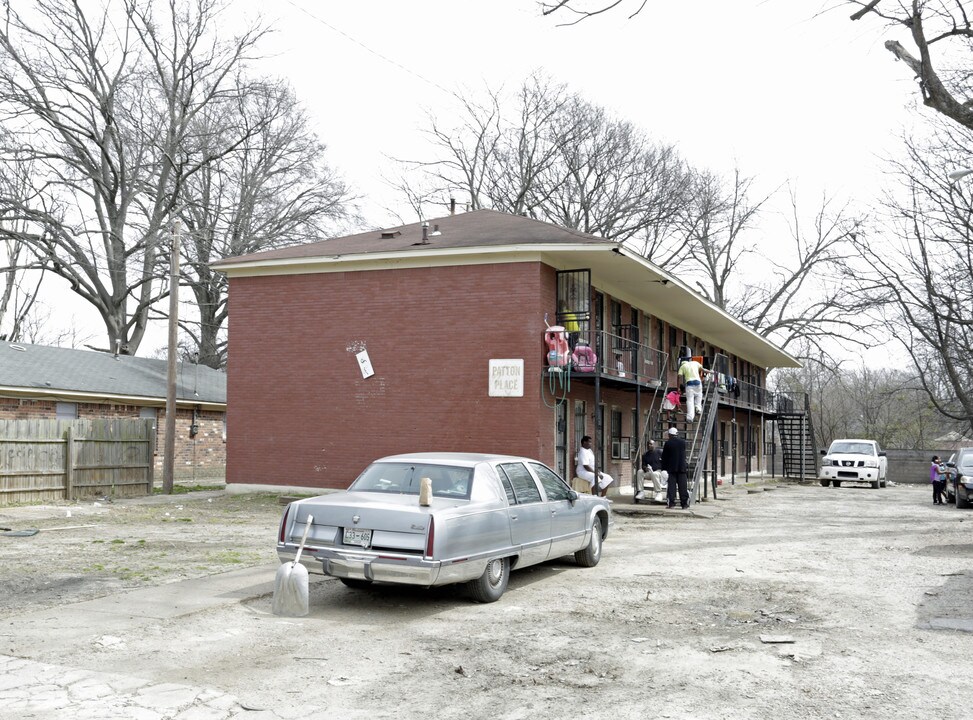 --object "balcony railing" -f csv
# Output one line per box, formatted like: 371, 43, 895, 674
557, 327, 667, 387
